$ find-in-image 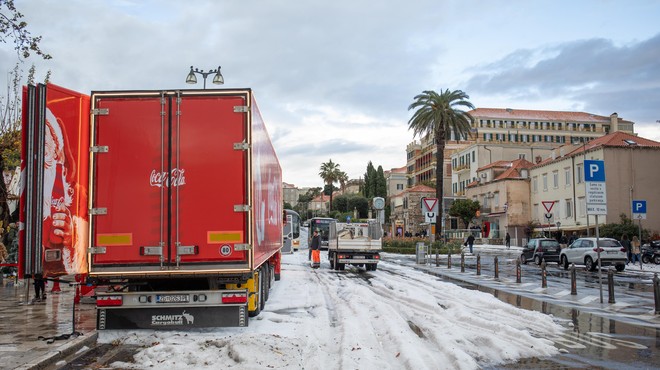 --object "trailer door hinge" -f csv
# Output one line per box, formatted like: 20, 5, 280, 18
233, 105, 249, 113
233, 142, 250, 150
90, 146, 109, 153
89, 208, 107, 215
234, 204, 250, 212
92, 108, 109, 115
88, 246, 107, 254
140, 246, 163, 256
234, 244, 251, 251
